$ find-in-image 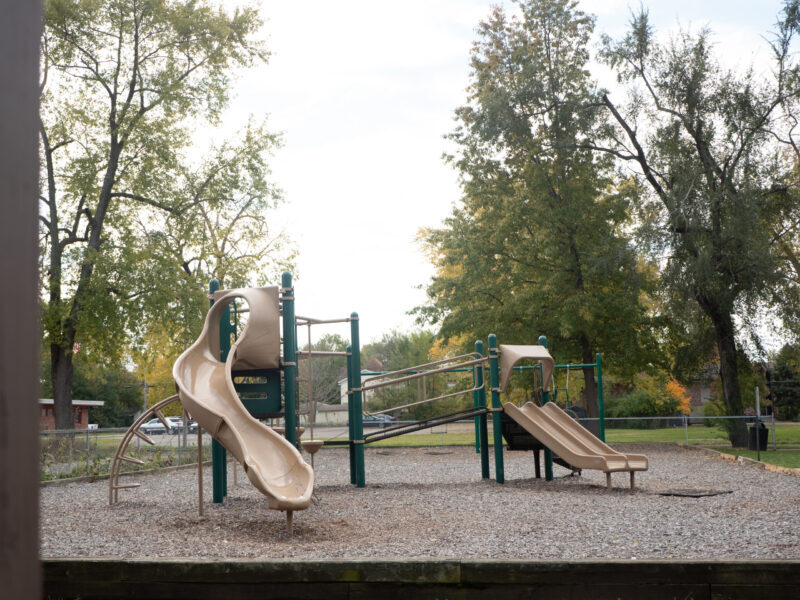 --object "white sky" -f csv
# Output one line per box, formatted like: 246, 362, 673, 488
219, 0, 786, 343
